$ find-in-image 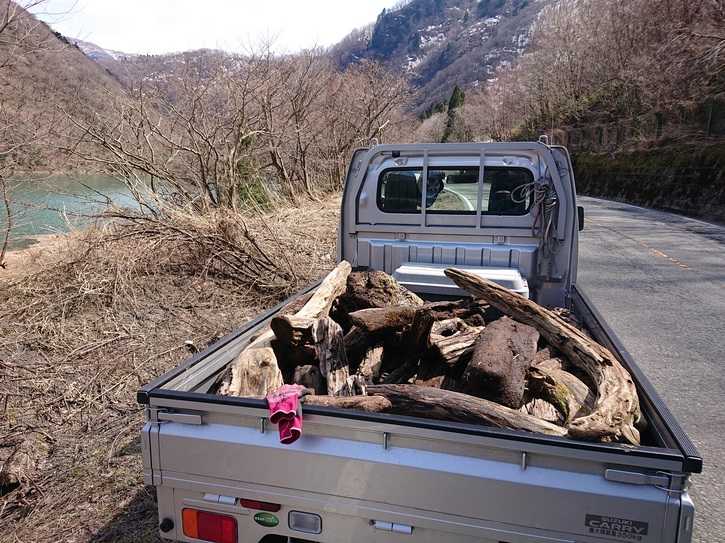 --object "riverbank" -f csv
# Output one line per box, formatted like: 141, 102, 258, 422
0, 197, 341, 542
1, 233, 68, 274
